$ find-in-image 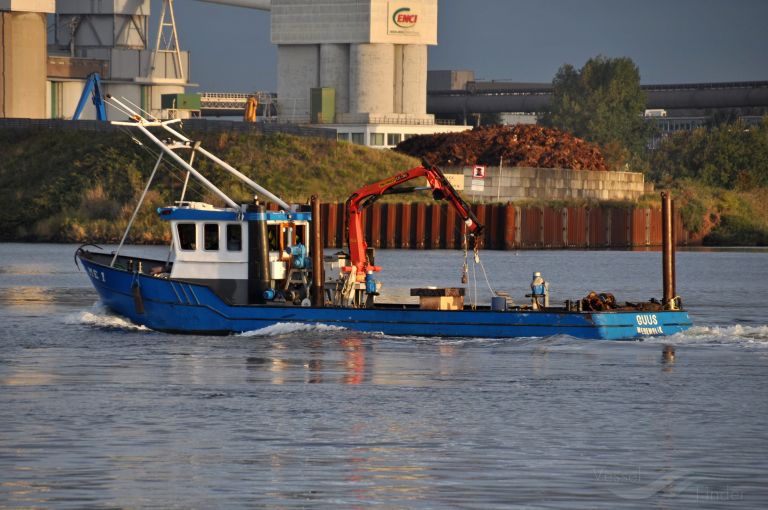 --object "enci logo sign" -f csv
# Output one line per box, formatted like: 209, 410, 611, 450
393, 7, 418, 28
